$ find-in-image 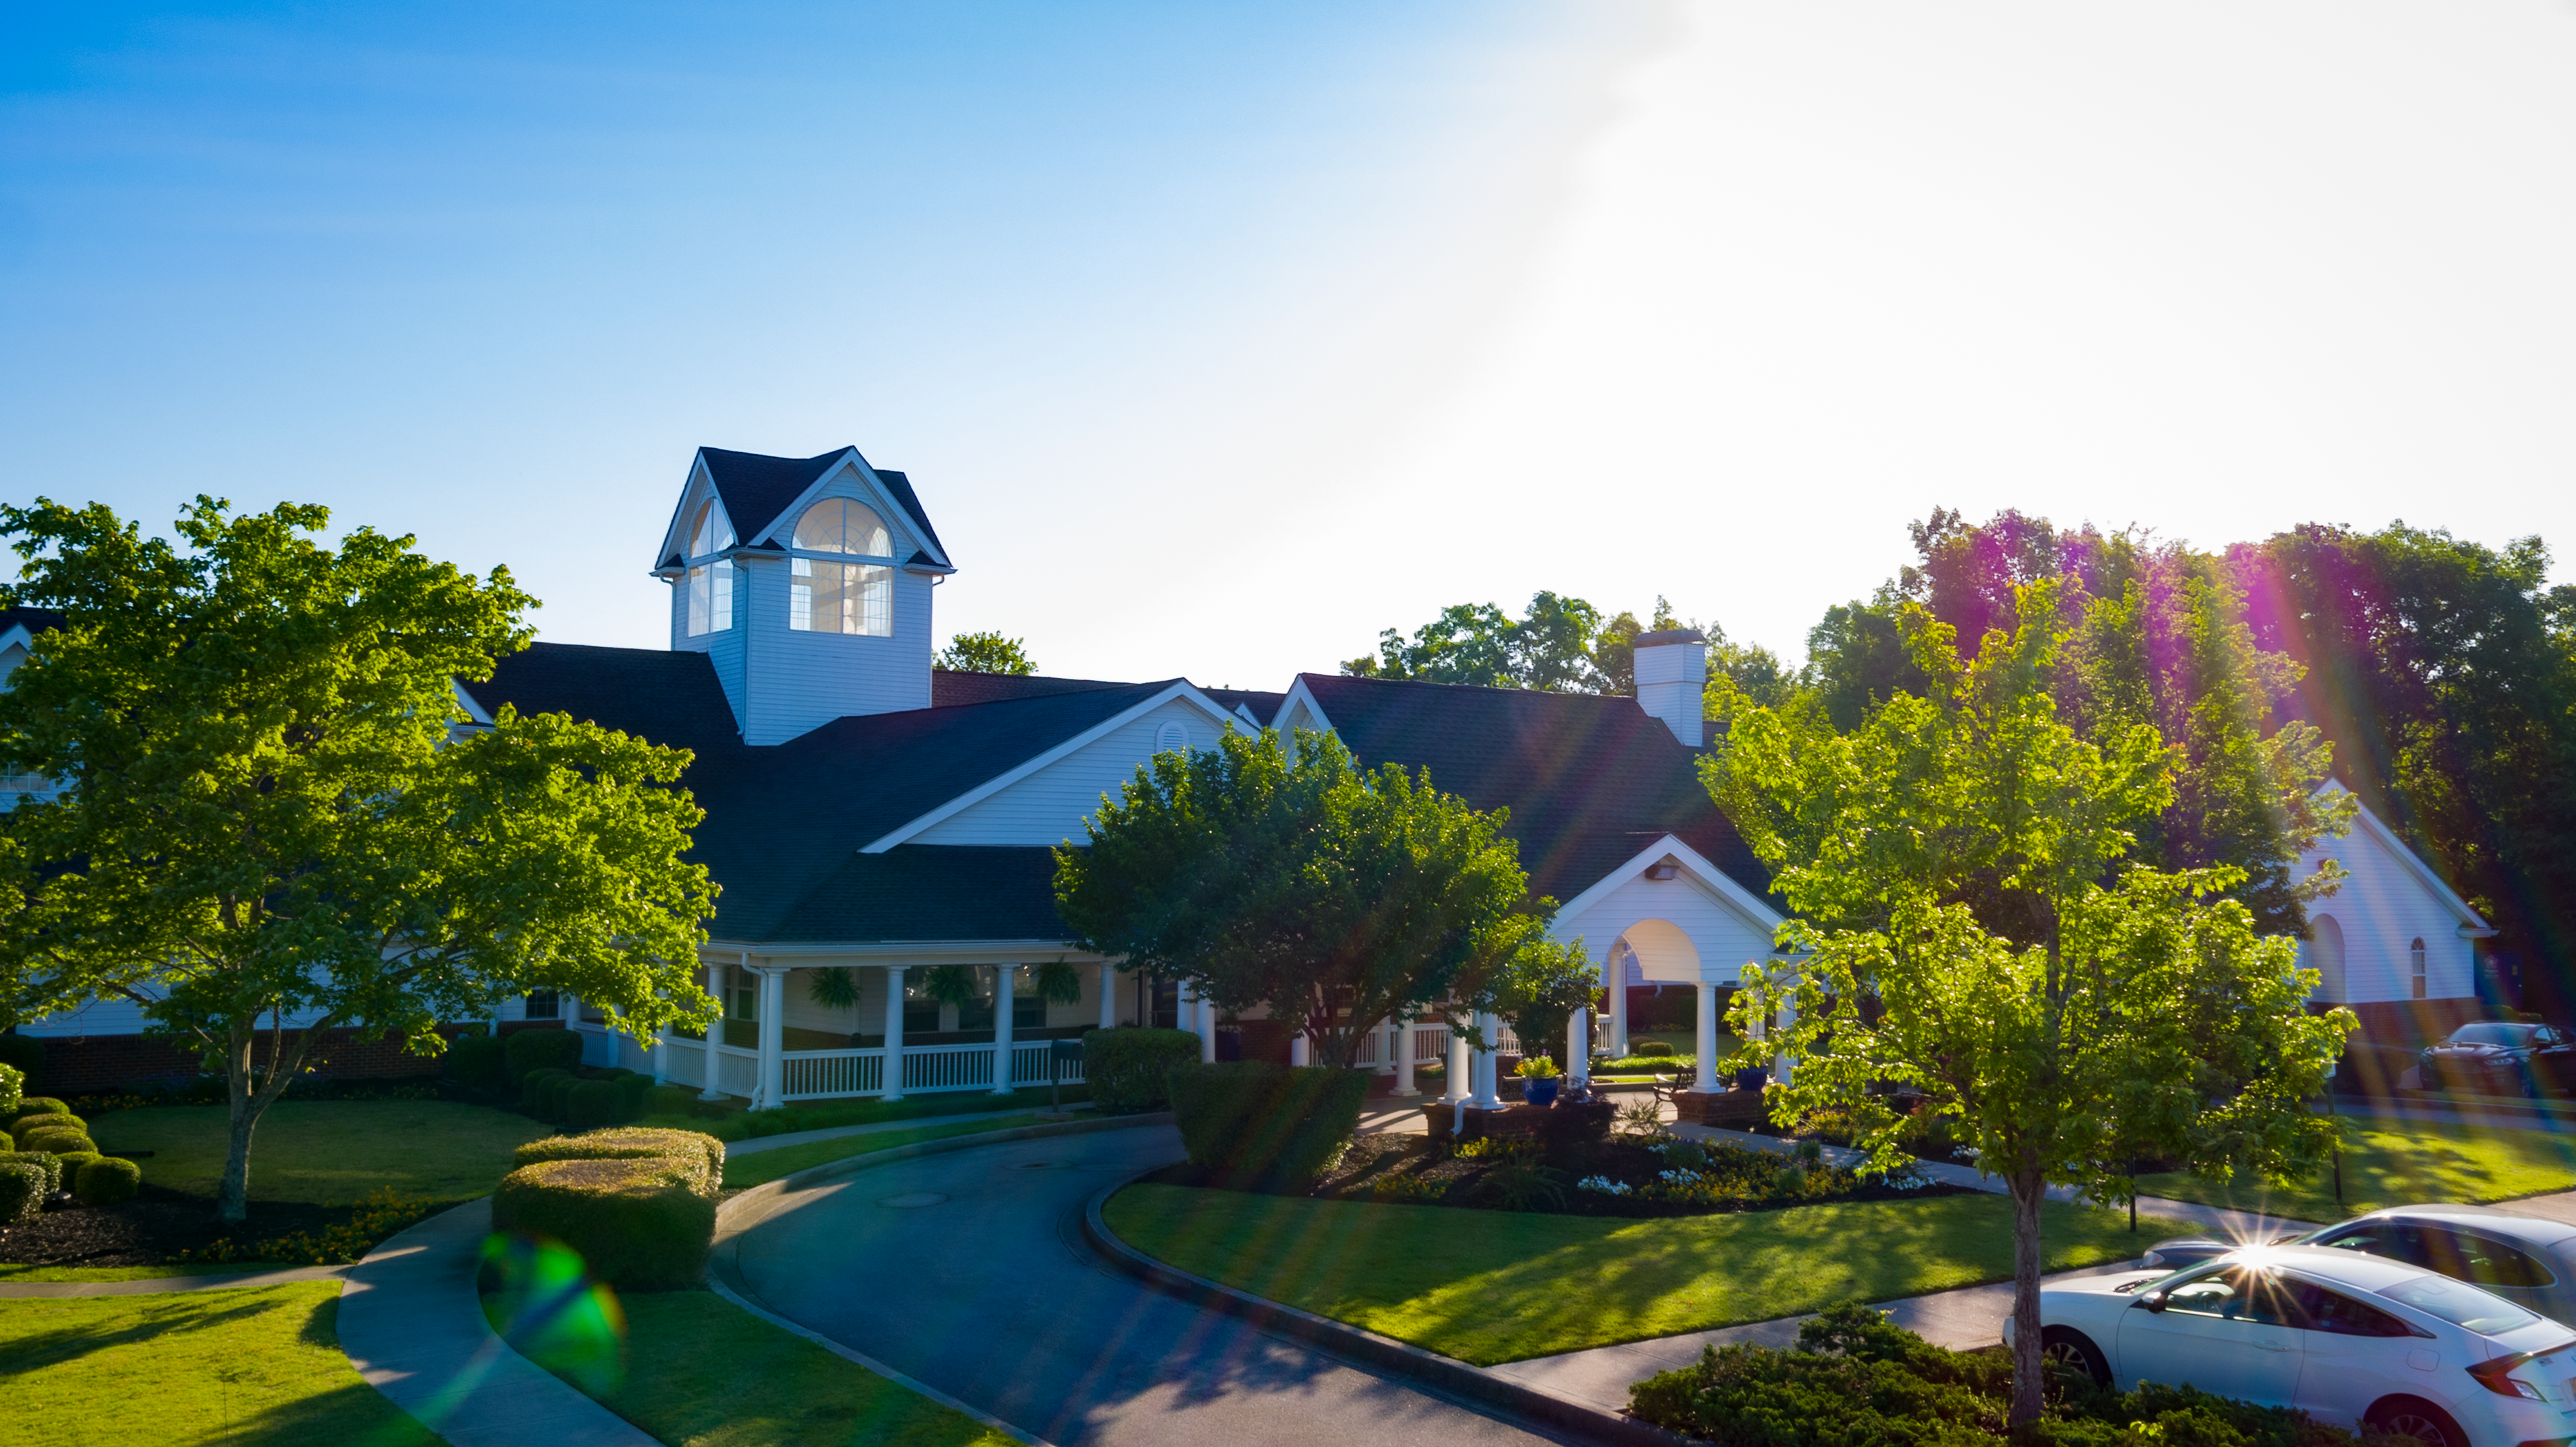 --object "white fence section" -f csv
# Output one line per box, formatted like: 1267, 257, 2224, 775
576, 1026, 622, 1068
783, 1048, 884, 1100
662, 1038, 706, 1089
712, 1043, 758, 1098
1009, 1042, 1083, 1088
902, 1042, 995, 1093
1413, 1025, 1450, 1061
